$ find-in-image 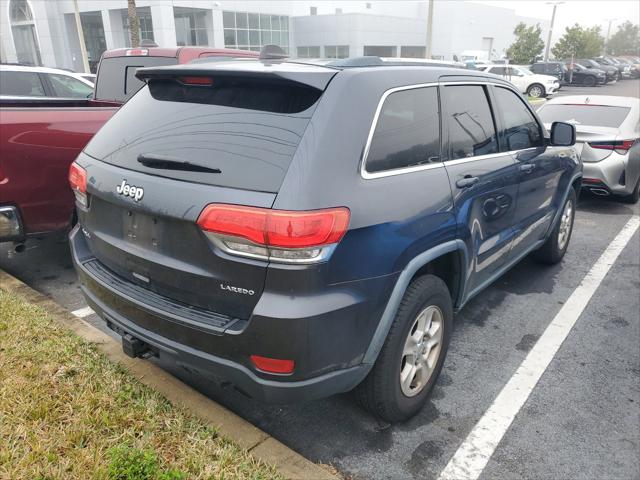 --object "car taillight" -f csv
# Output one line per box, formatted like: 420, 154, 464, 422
197, 204, 350, 263
250, 355, 295, 374
69, 162, 87, 207
589, 139, 637, 155
125, 48, 148, 56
